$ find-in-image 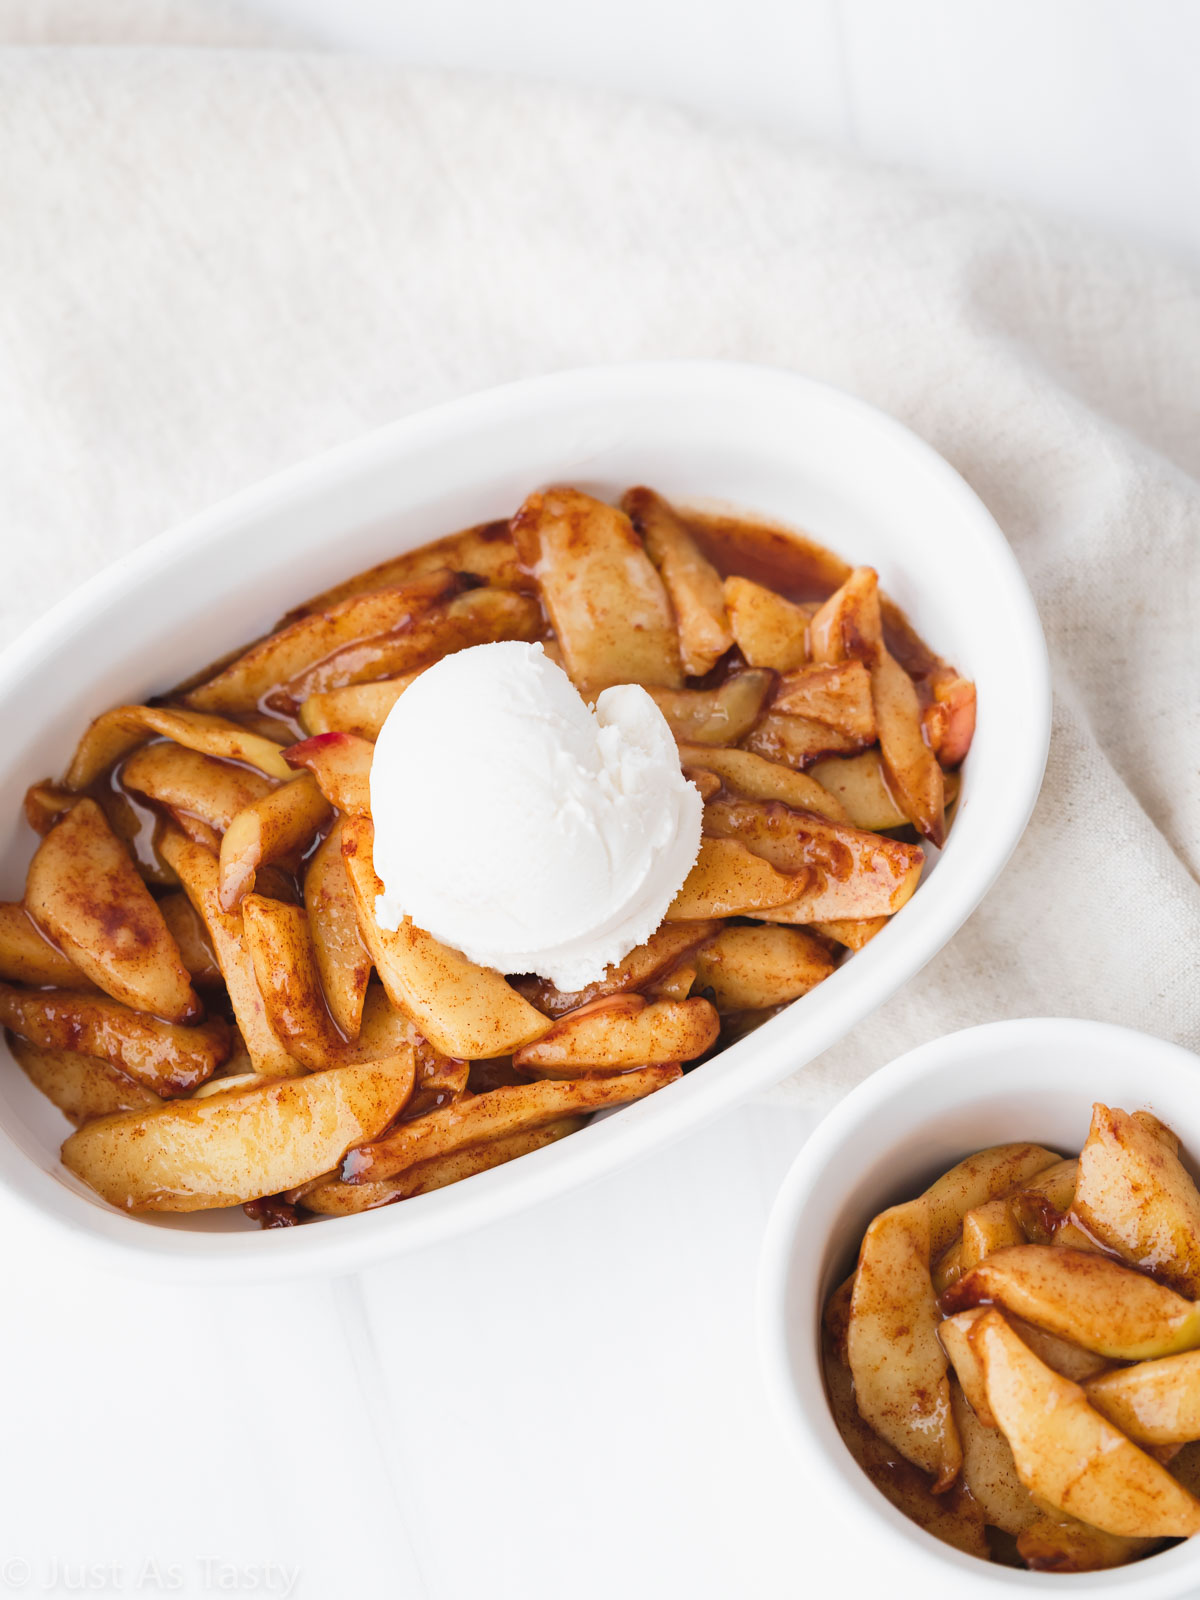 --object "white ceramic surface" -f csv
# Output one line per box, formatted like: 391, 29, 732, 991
0, 362, 1049, 1278
249, 0, 1200, 263
758, 1018, 1200, 1599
